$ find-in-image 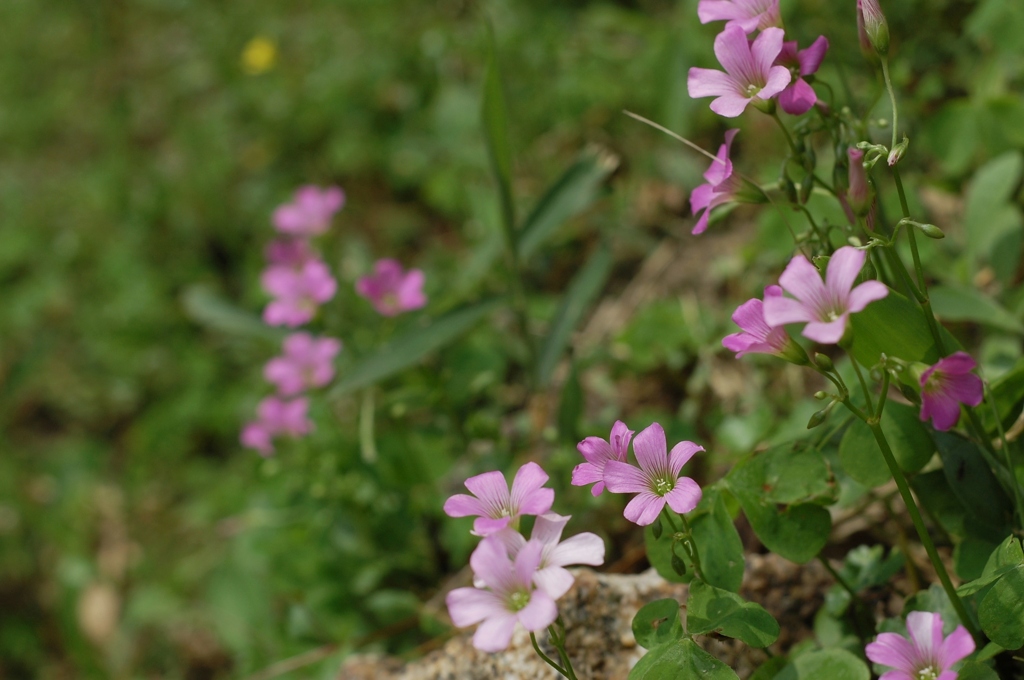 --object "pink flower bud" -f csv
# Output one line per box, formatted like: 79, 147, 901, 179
857, 0, 889, 56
